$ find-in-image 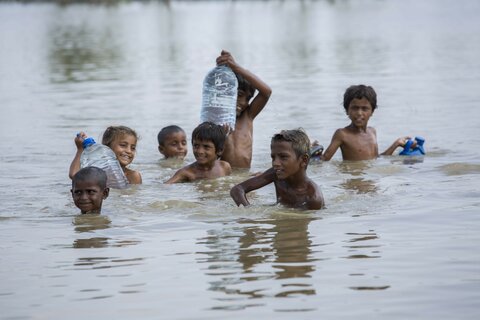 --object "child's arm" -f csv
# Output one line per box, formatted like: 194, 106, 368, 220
69, 132, 87, 179
125, 169, 142, 184
164, 167, 190, 184
230, 168, 275, 206
381, 136, 411, 156
321, 129, 343, 161
217, 50, 272, 119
